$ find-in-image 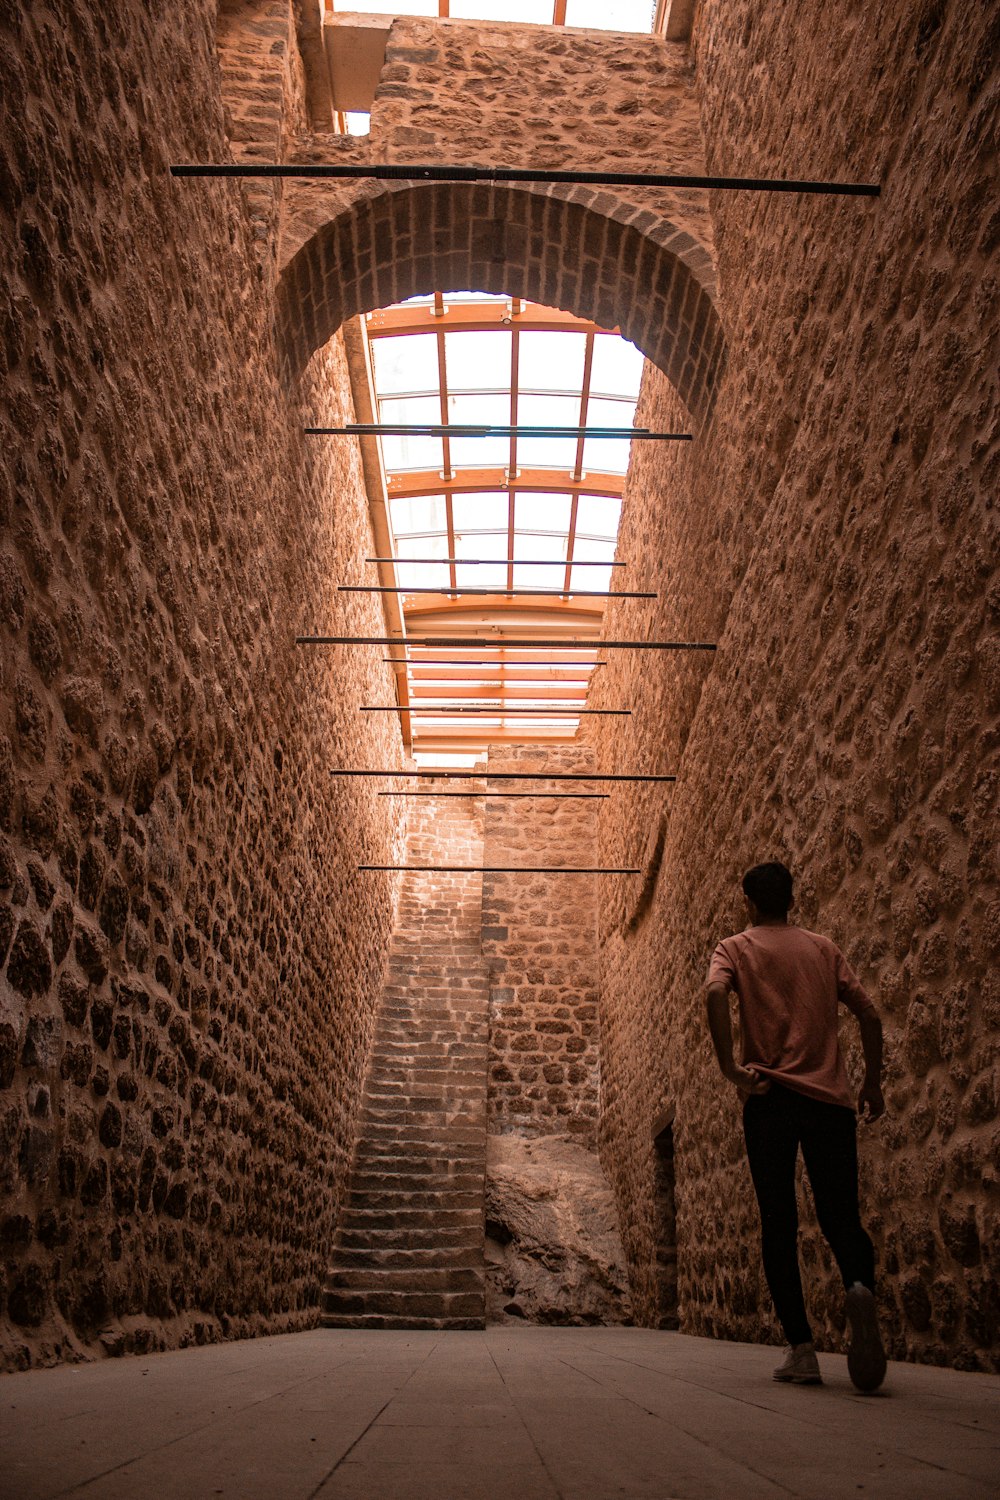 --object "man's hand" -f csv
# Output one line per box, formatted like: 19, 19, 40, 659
726, 1063, 772, 1096
857, 1080, 885, 1122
